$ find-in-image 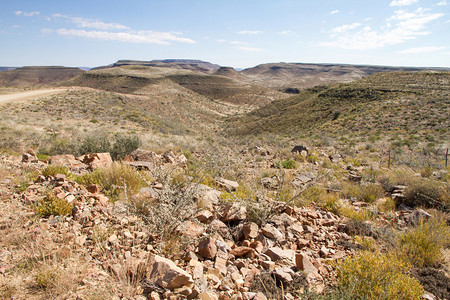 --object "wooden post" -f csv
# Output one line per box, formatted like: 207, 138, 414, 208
445, 148, 448, 167
388, 150, 391, 169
